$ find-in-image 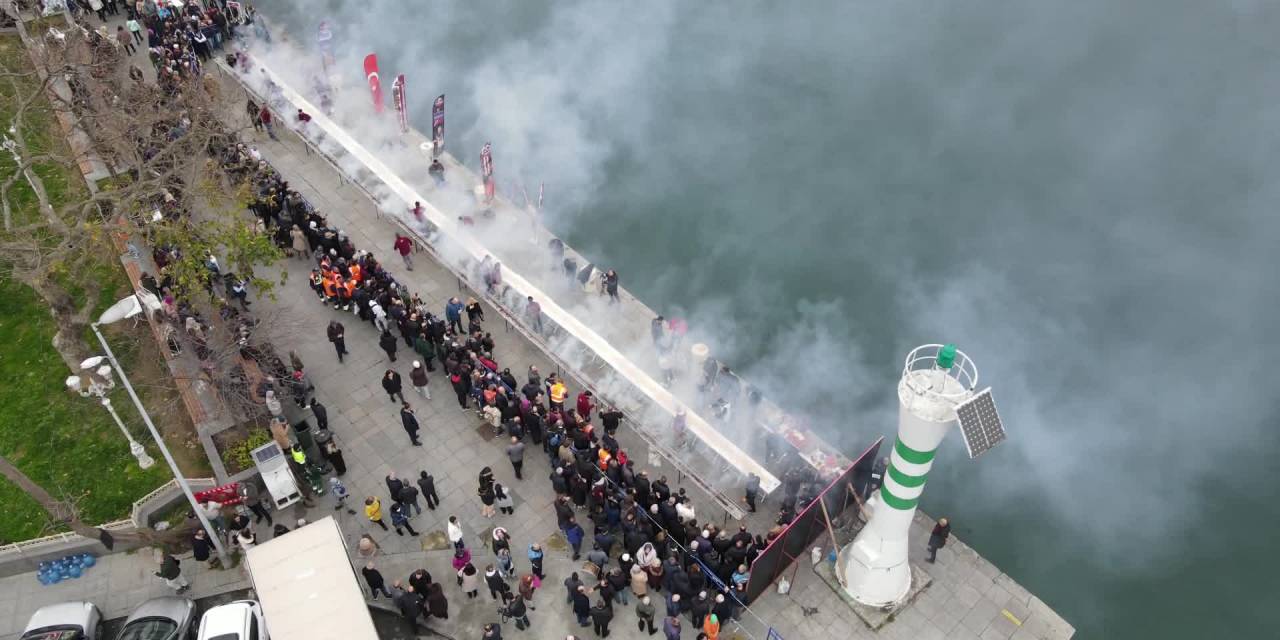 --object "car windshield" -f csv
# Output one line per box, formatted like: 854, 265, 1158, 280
20, 628, 83, 640
118, 619, 177, 640
204, 635, 240, 640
